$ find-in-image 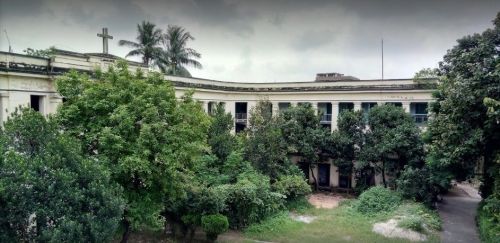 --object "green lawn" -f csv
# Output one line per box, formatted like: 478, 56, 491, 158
242, 201, 440, 243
